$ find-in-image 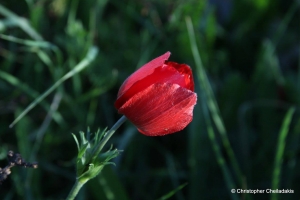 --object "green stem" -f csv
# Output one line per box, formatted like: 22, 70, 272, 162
66, 179, 88, 200
92, 116, 127, 160
66, 115, 127, 200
